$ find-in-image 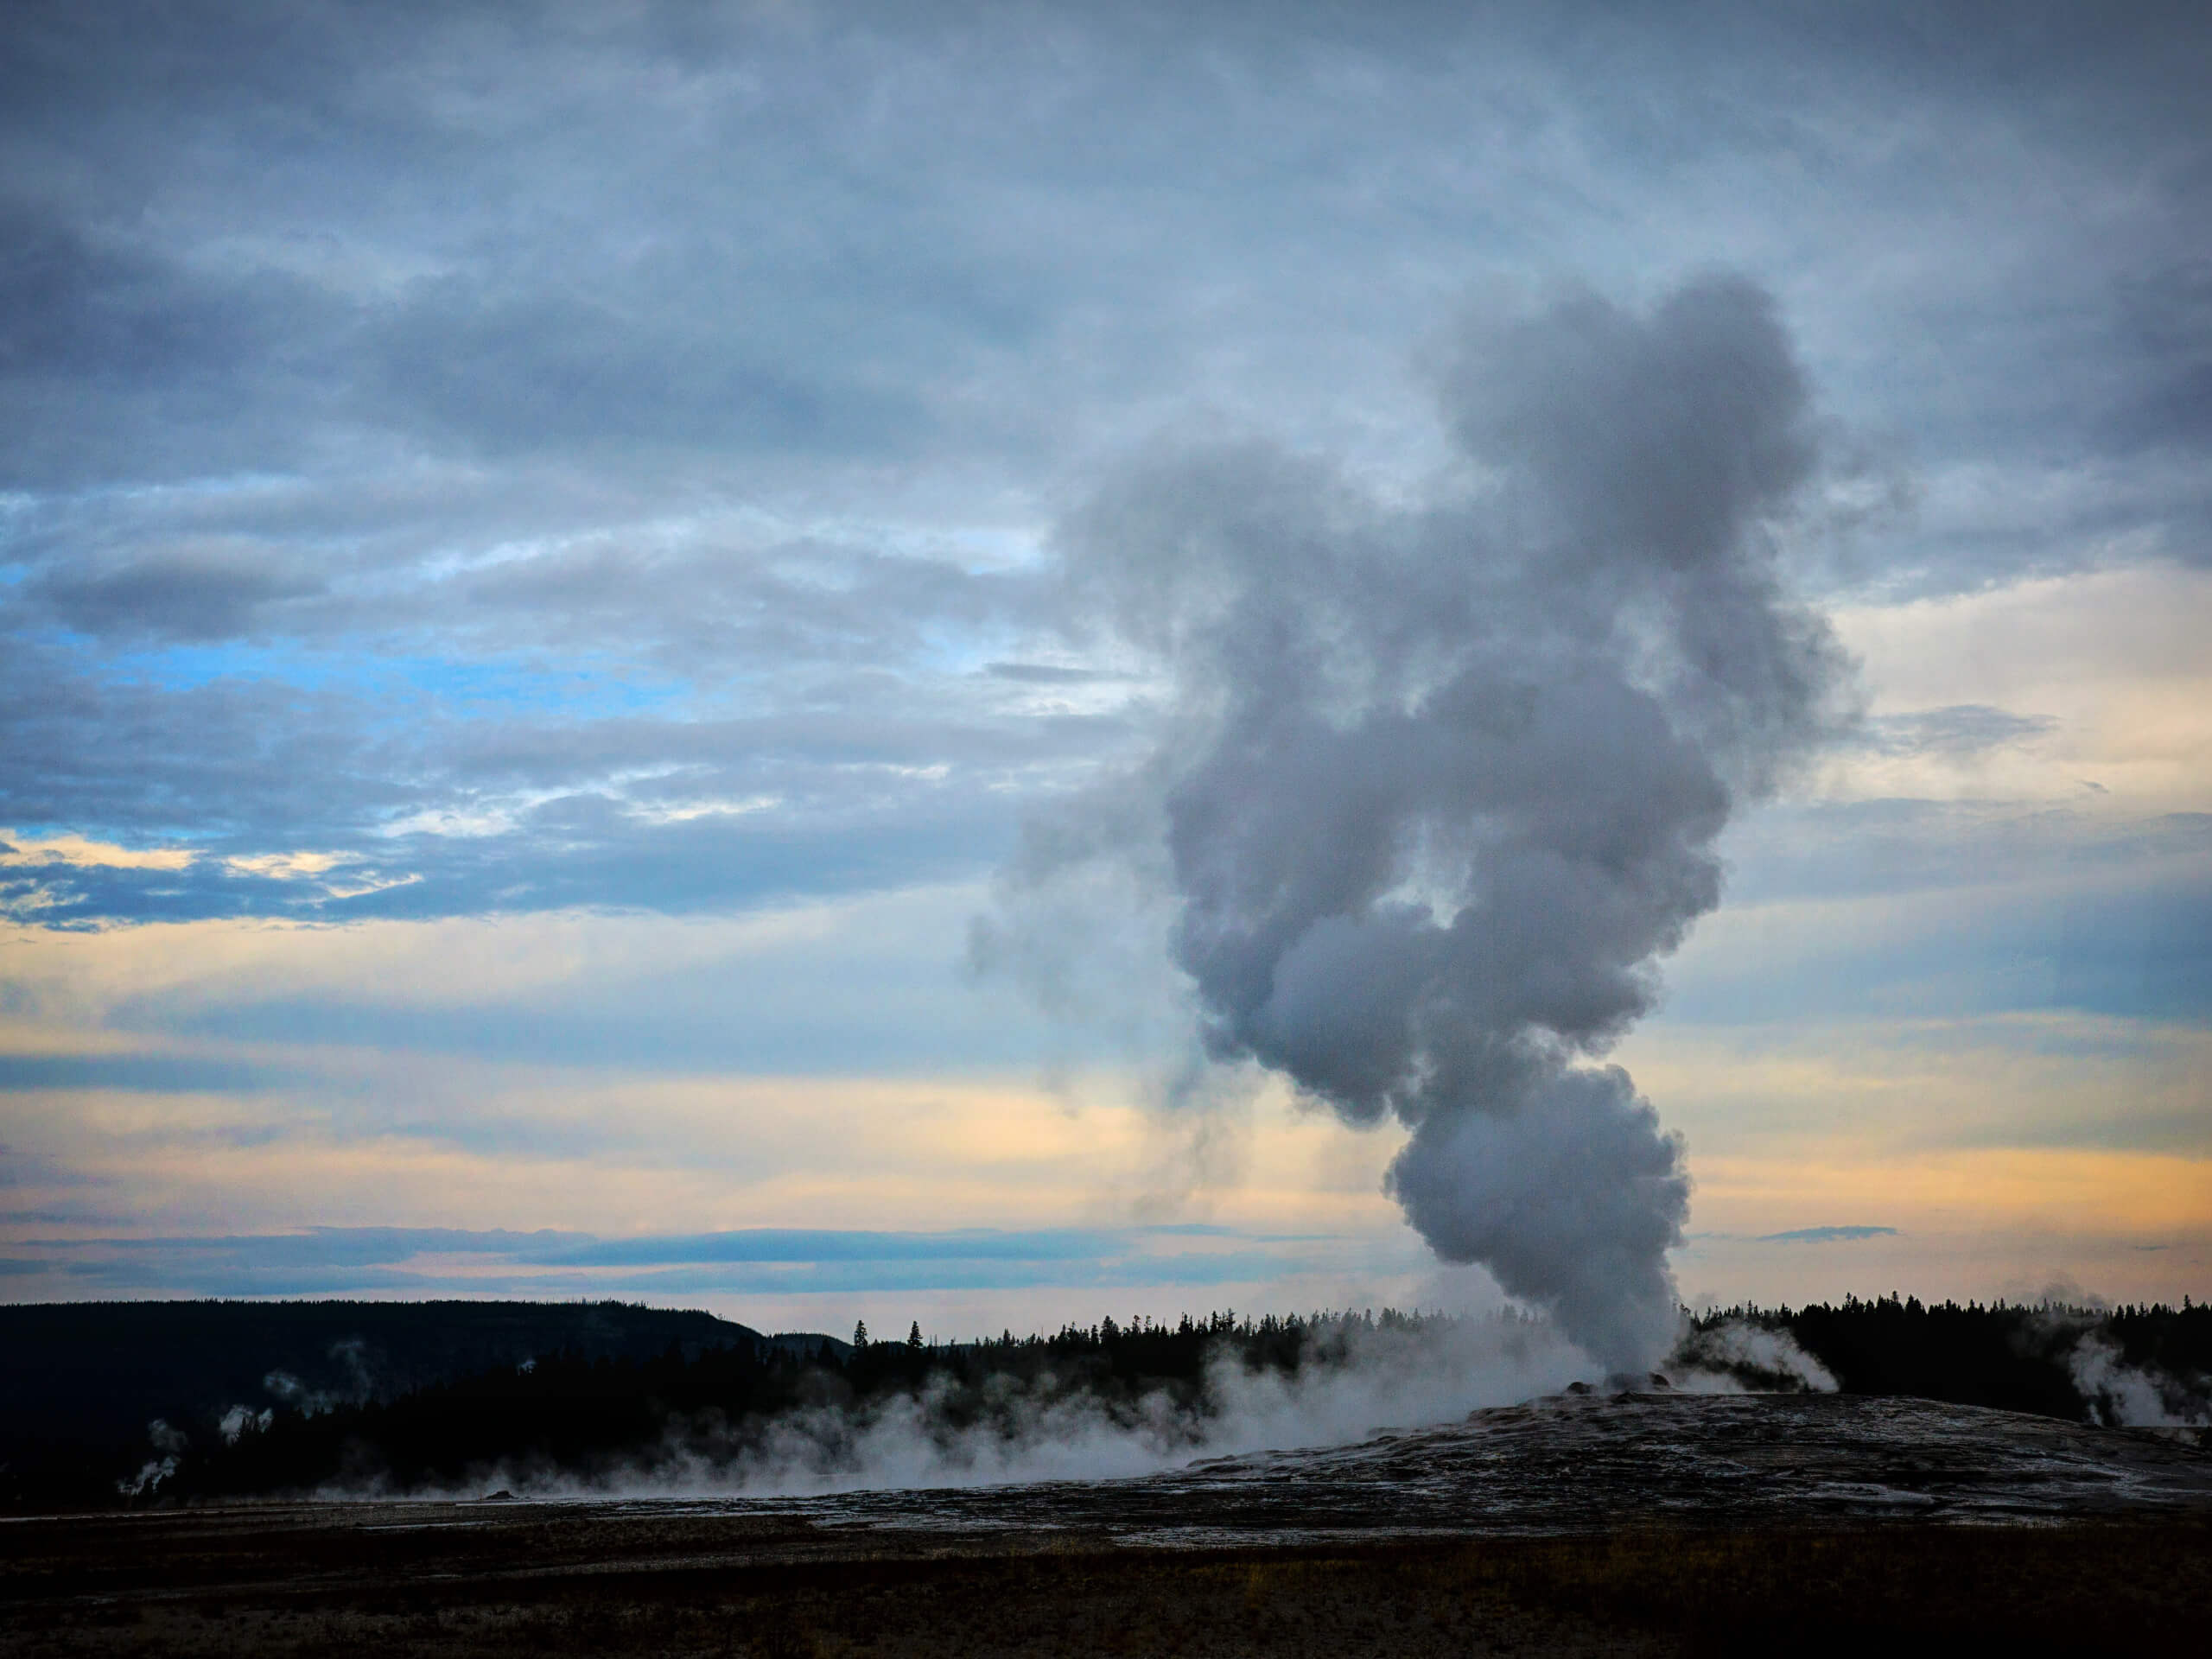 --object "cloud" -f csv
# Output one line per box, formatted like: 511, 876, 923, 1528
1, 1, 2206, 937
0, 196, 247, 383
365, 285, 931, 459
2110, 258, 2212, 455
0, 612, 1116, 924
1758, 1225, 1899, 1243
1856, 705, 2058, 759
0, 1052, 283, 1094
0, 195, 339, 488
1652, 810, 2212, 1029
0, 834, 196, 872
985, 663, 1118, 684
0, 1223, 1327, 1300
542, 1228, 1173, 1268
30, 550, 326, 643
